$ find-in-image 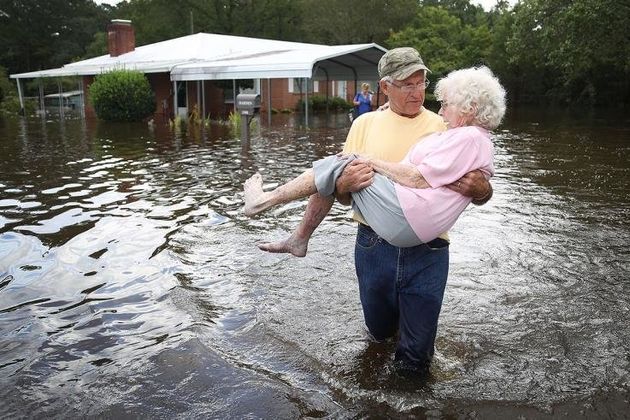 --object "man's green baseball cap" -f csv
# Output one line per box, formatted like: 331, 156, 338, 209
378, 47, 430, 80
